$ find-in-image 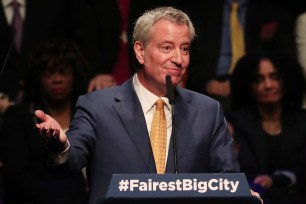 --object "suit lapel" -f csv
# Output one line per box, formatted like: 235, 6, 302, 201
113, 79, 156, 173
0, 2, 14, 45
166, 87, 197, 172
